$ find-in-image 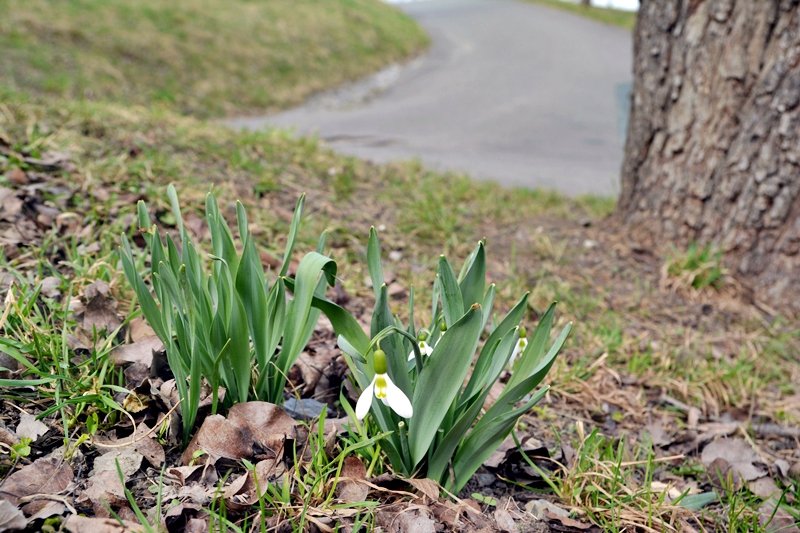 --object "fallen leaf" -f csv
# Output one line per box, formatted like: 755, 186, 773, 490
525, 499, 569, 520
0, 499, 26, 531
223, 458, 280, 510
226, 402, 296, 456
547, 512, 593, 529
64, 514, 141, 533
79, 281, 121, 333
759, 498, 800, 533
494, 508, 518, 532
180, 415, 251, 465
336, 456, 368, 503
76, 470, 127, 517
701, 438, 766, 482
407, 478, 440, 502
0, 457, 73, 507
14, 412, 49, 442
94, 424, 164, 468
93, 448, 143, 479
39, 276, 61, 299
378, 507, 437, 533
111, 336, 163, 367
748, 477, 782, 499
24, 499, 66, 523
